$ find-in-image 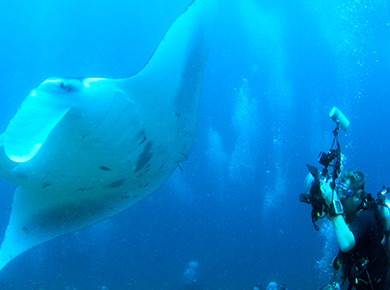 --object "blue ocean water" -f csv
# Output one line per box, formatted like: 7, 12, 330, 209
0, 0, 389, 289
